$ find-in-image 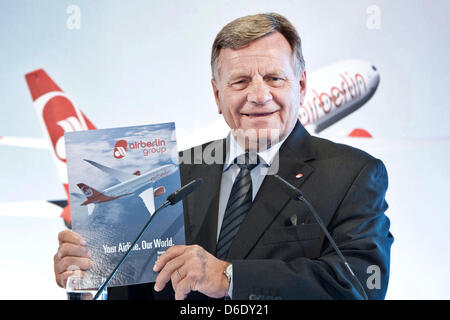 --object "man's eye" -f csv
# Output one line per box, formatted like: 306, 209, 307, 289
267, 77, 285, 86
231, 80, 248, 89
270, 77, 283, 81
